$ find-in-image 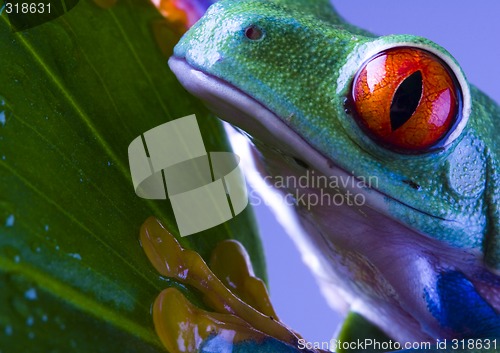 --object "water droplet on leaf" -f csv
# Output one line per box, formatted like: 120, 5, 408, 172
68, 253, 82, 261
4, 215, 14, 227
26, 316, 34, 326
0, 96, 13, 127
24, 288, 37, 301
4, 325, 13, 336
